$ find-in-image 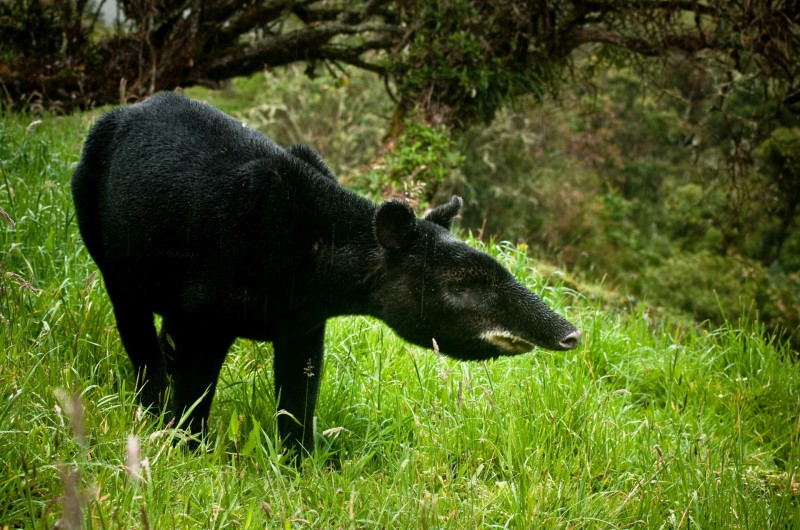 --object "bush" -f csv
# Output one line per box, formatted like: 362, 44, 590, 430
640, 251, 799, 346
184, 66, 393, 184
